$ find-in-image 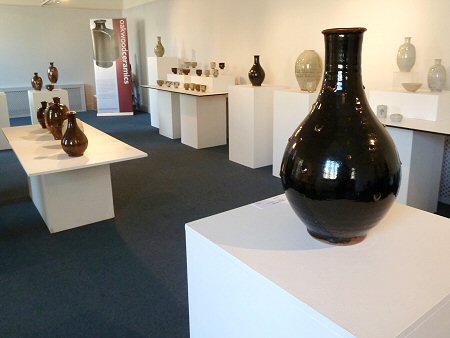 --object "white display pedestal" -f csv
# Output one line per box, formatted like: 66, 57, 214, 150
180, 94, 227, 149
369, 90, 450, 121
0, 92, 11, 150
28, 89, 69, 125
191, 75, 235, 92
272, 89, 317, 177
2, 123, 147, 233
147, 56, 178, 128
158, 90, 181, 139
228, 84, 285, 168
186, 194, 450, 338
